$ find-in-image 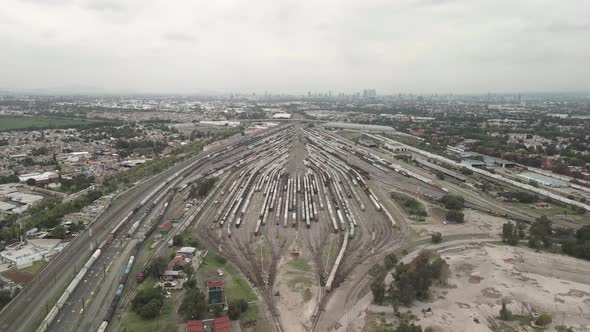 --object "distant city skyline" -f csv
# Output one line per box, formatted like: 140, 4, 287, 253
1, 0, 589, 94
